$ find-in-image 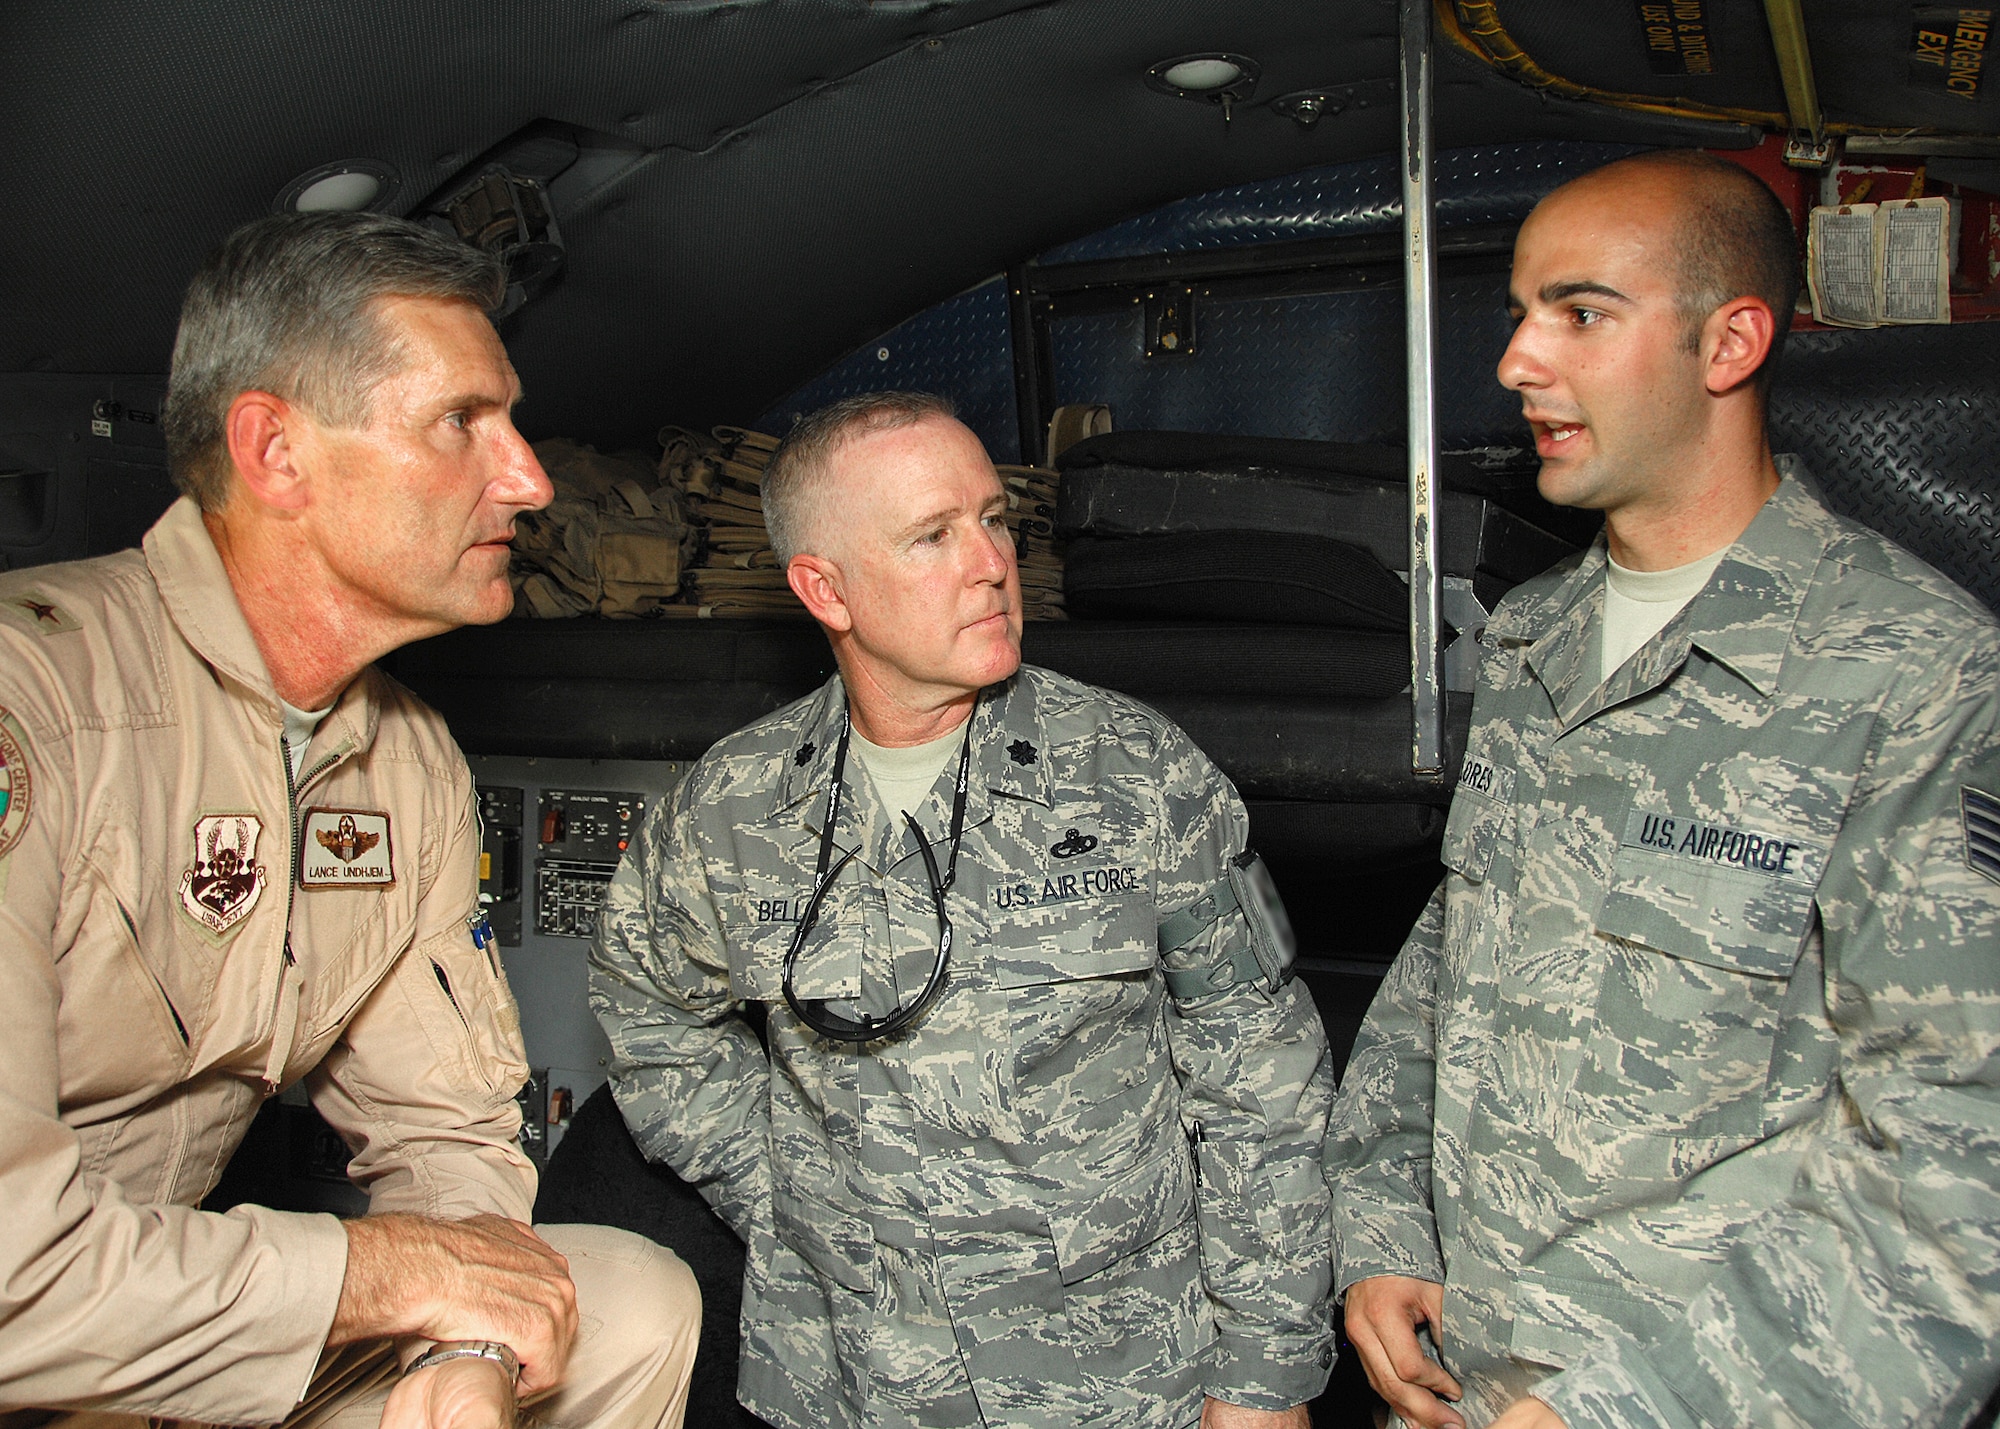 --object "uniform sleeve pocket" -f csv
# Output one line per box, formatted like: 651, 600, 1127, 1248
415, 921, 527, 1096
